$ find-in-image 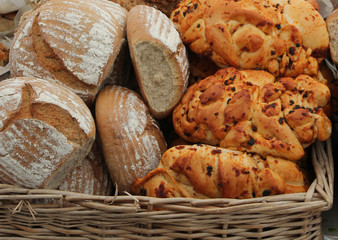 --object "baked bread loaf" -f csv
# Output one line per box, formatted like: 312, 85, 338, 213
127, 5, 189, 119
109, 0, 181, 16
170, 0, 329, 77
326, 9, 338, 65
58, 139, 112, 196
173, 67, 331, 161
9, 0, 127, 106
132, 144, 308, 199
0, 77, 96, 189
95, 85, 167, 193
